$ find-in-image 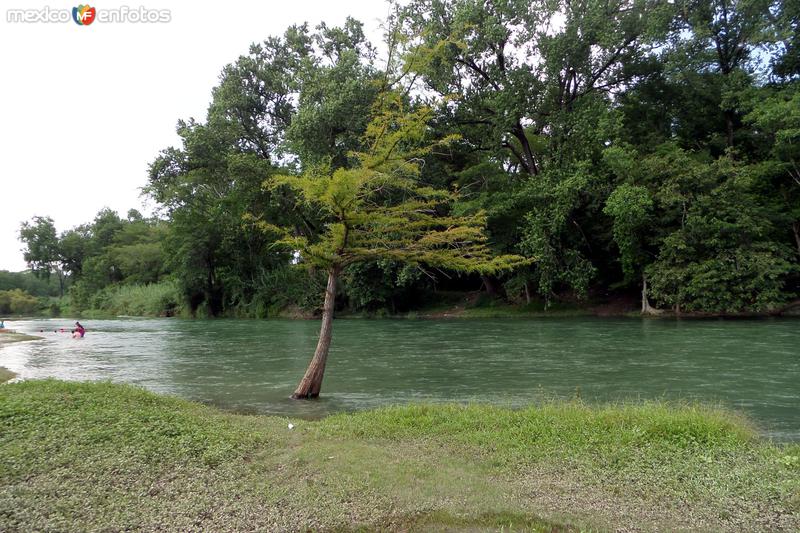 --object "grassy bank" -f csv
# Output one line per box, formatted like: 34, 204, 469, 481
1, 381, 798, 531
71, 280, 187, 318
